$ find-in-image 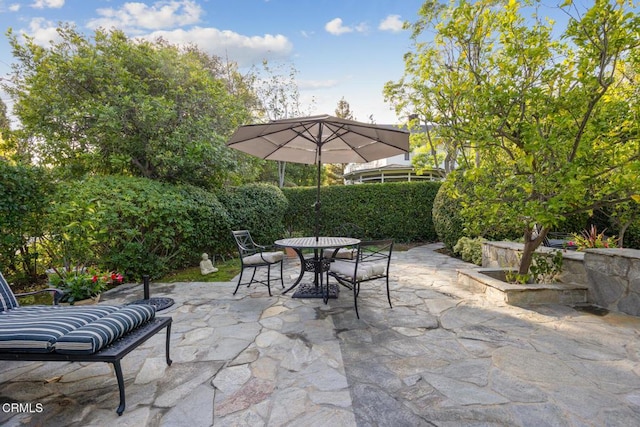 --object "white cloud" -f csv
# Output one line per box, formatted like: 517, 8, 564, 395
9, 3, 22, 12
21, 17, 64, 45
298, 79, 339, 90
325, 18, 368, 36
87, 0, 203, 32
325, 18, 352, 35
141, 27, 293, 67
31, 0, 64, 9
378, 15, 404, 33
